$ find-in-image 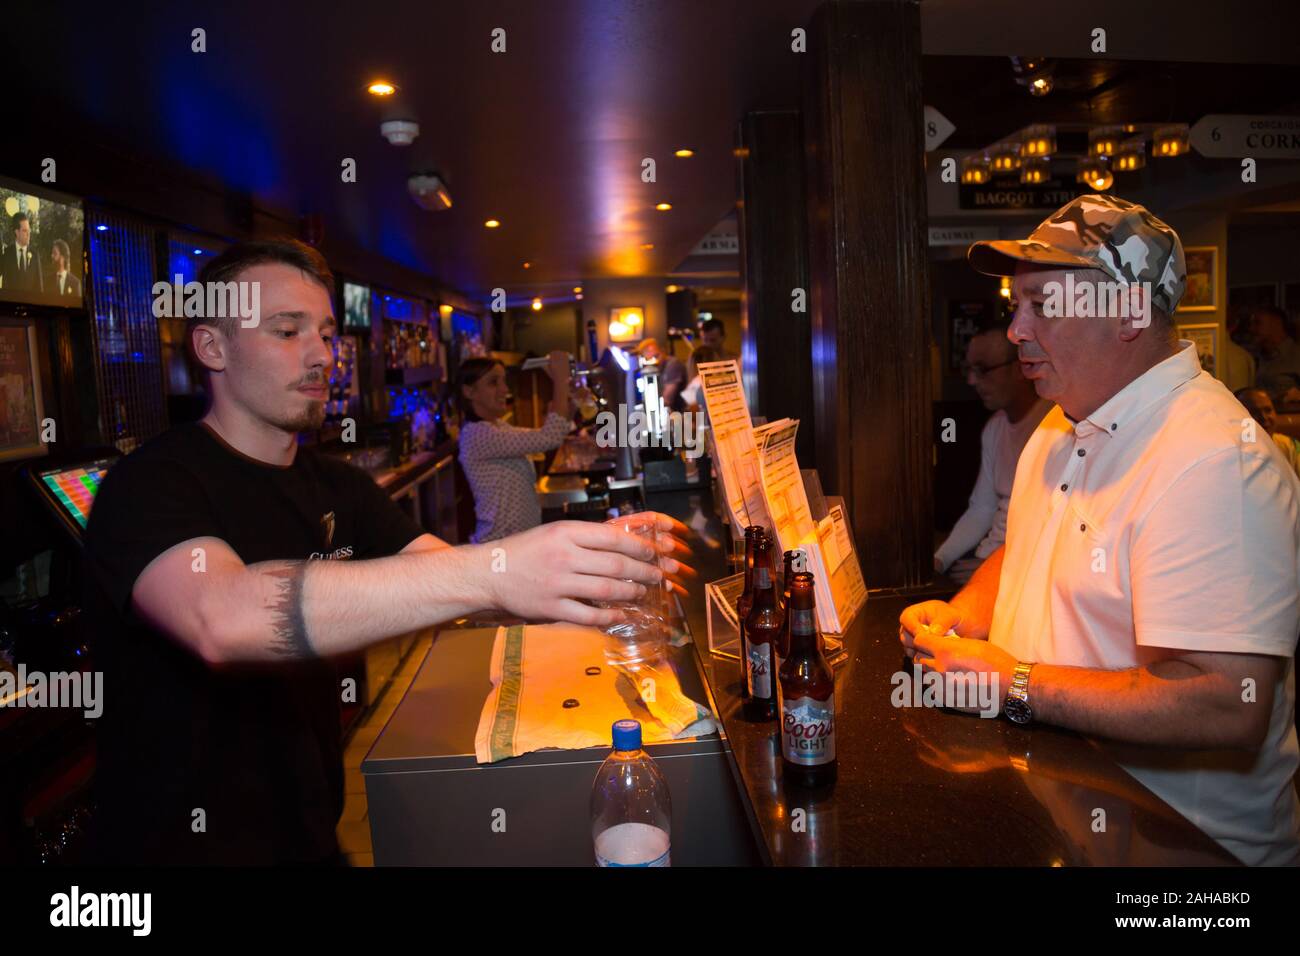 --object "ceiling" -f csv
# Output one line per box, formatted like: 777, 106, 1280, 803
10, 1, 1300, 306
